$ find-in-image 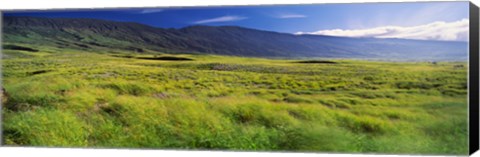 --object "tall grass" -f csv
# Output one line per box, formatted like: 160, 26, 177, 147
1, 49, 469, 155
